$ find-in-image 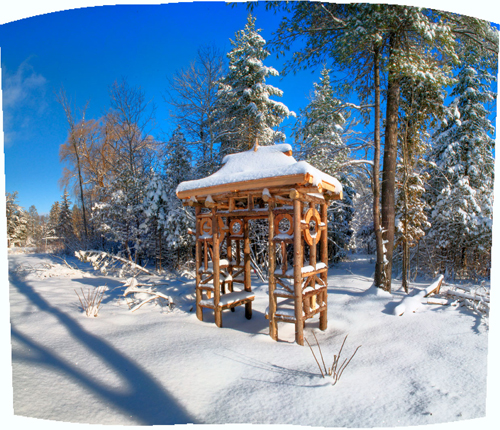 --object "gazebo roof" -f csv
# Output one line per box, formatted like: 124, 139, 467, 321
176, 144, 343, 200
